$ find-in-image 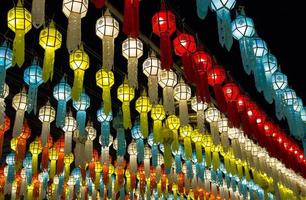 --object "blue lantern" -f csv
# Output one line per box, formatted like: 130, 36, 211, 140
281, 88, 297, 132
262, 53, 278, 103
196, 0, 211, 19
292, 98, 304, 140
24, 58, 43, 114
6, 152, 15, 183
23, 153, 32, 184
73, 91, 90, 136
113, 110, 126, 159
271, 72, 288, 120
172, 144, 183, 173
131, 121, 144, 163
97, 106, 112, 148
211, 0, 236, 51
53, 77, 71, 127
0, 41, 13, 96
232, 12, 256, 75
